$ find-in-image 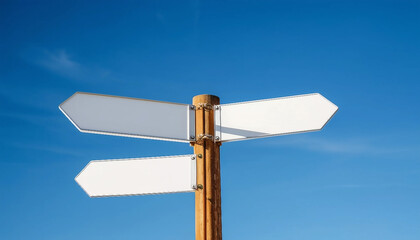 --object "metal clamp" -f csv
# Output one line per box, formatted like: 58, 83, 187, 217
195, 134, 215, 144
196, 103, 214, 111
197, 134, 214, 141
